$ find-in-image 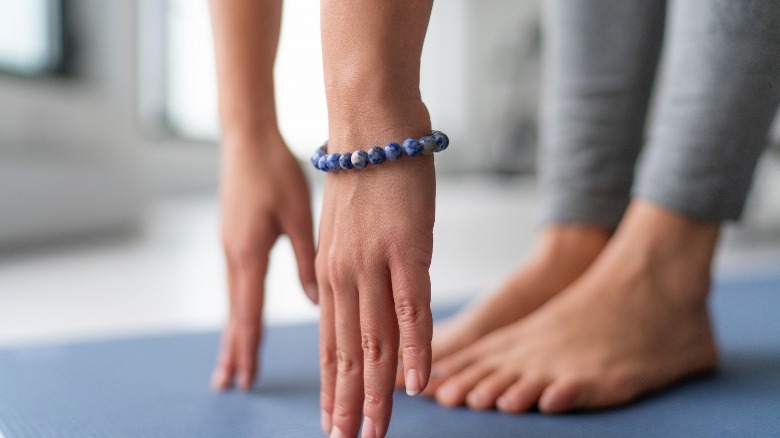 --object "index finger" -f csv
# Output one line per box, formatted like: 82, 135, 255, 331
390, 258, 433, 397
